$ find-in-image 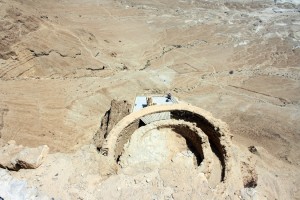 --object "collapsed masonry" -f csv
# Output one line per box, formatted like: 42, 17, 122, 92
94, 97, 258, 197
